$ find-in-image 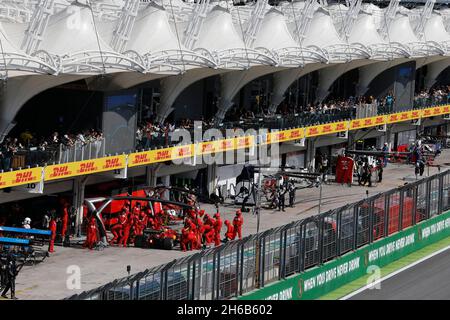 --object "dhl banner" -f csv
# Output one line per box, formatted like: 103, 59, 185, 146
199, 139, 235, 155
268, 128, 305, 143
387, 111, 416, 123
235, 136, 255, 150
0, 167, 42, 189
349, 116, 386, 130
305, 121, 349, 137
44, 155, 126, 181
